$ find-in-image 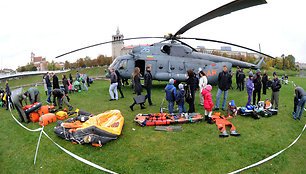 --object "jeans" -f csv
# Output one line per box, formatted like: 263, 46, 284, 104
178, 105, 186, 114
82, 82, 88, 91
216, 88, 228, 109
294, 95, 306, 120
47, 87, 52, 103
246, 90, 252, 106
109, 83, 118, 100
145, 88, 152, 105
168, 101, 174, 114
